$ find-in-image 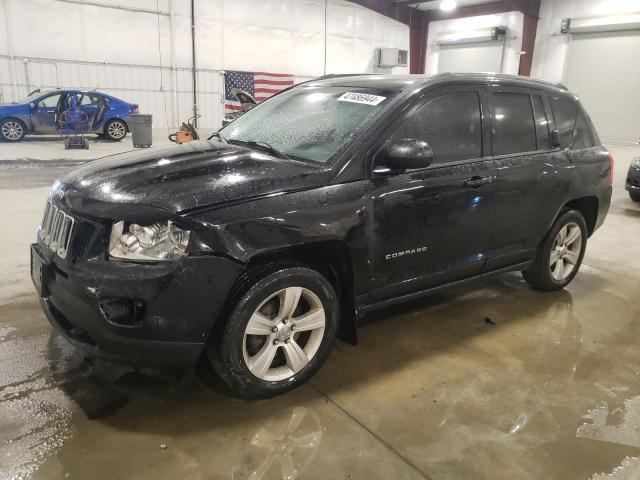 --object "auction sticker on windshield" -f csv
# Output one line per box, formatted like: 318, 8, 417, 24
337, 92, 387, 106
